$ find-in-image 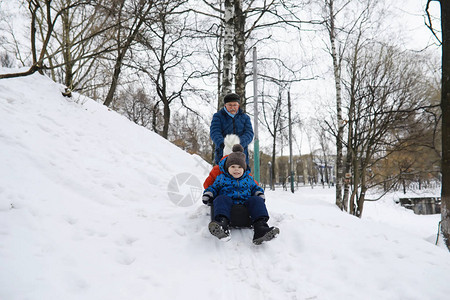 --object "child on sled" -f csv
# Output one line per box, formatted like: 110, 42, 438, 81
202, 144, 280, 245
